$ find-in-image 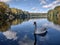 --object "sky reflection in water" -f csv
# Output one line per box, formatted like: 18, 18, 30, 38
0, 18, 60, 45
